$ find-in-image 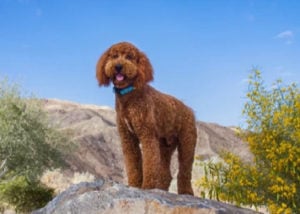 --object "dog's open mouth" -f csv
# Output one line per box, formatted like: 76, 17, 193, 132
115, 73, 125, 82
